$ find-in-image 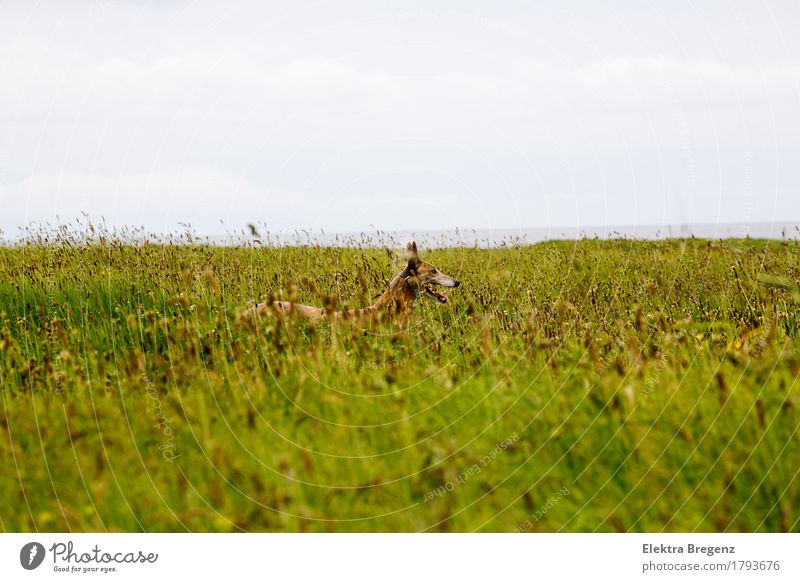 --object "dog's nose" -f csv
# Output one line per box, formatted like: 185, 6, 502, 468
454, 280, 461, 287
